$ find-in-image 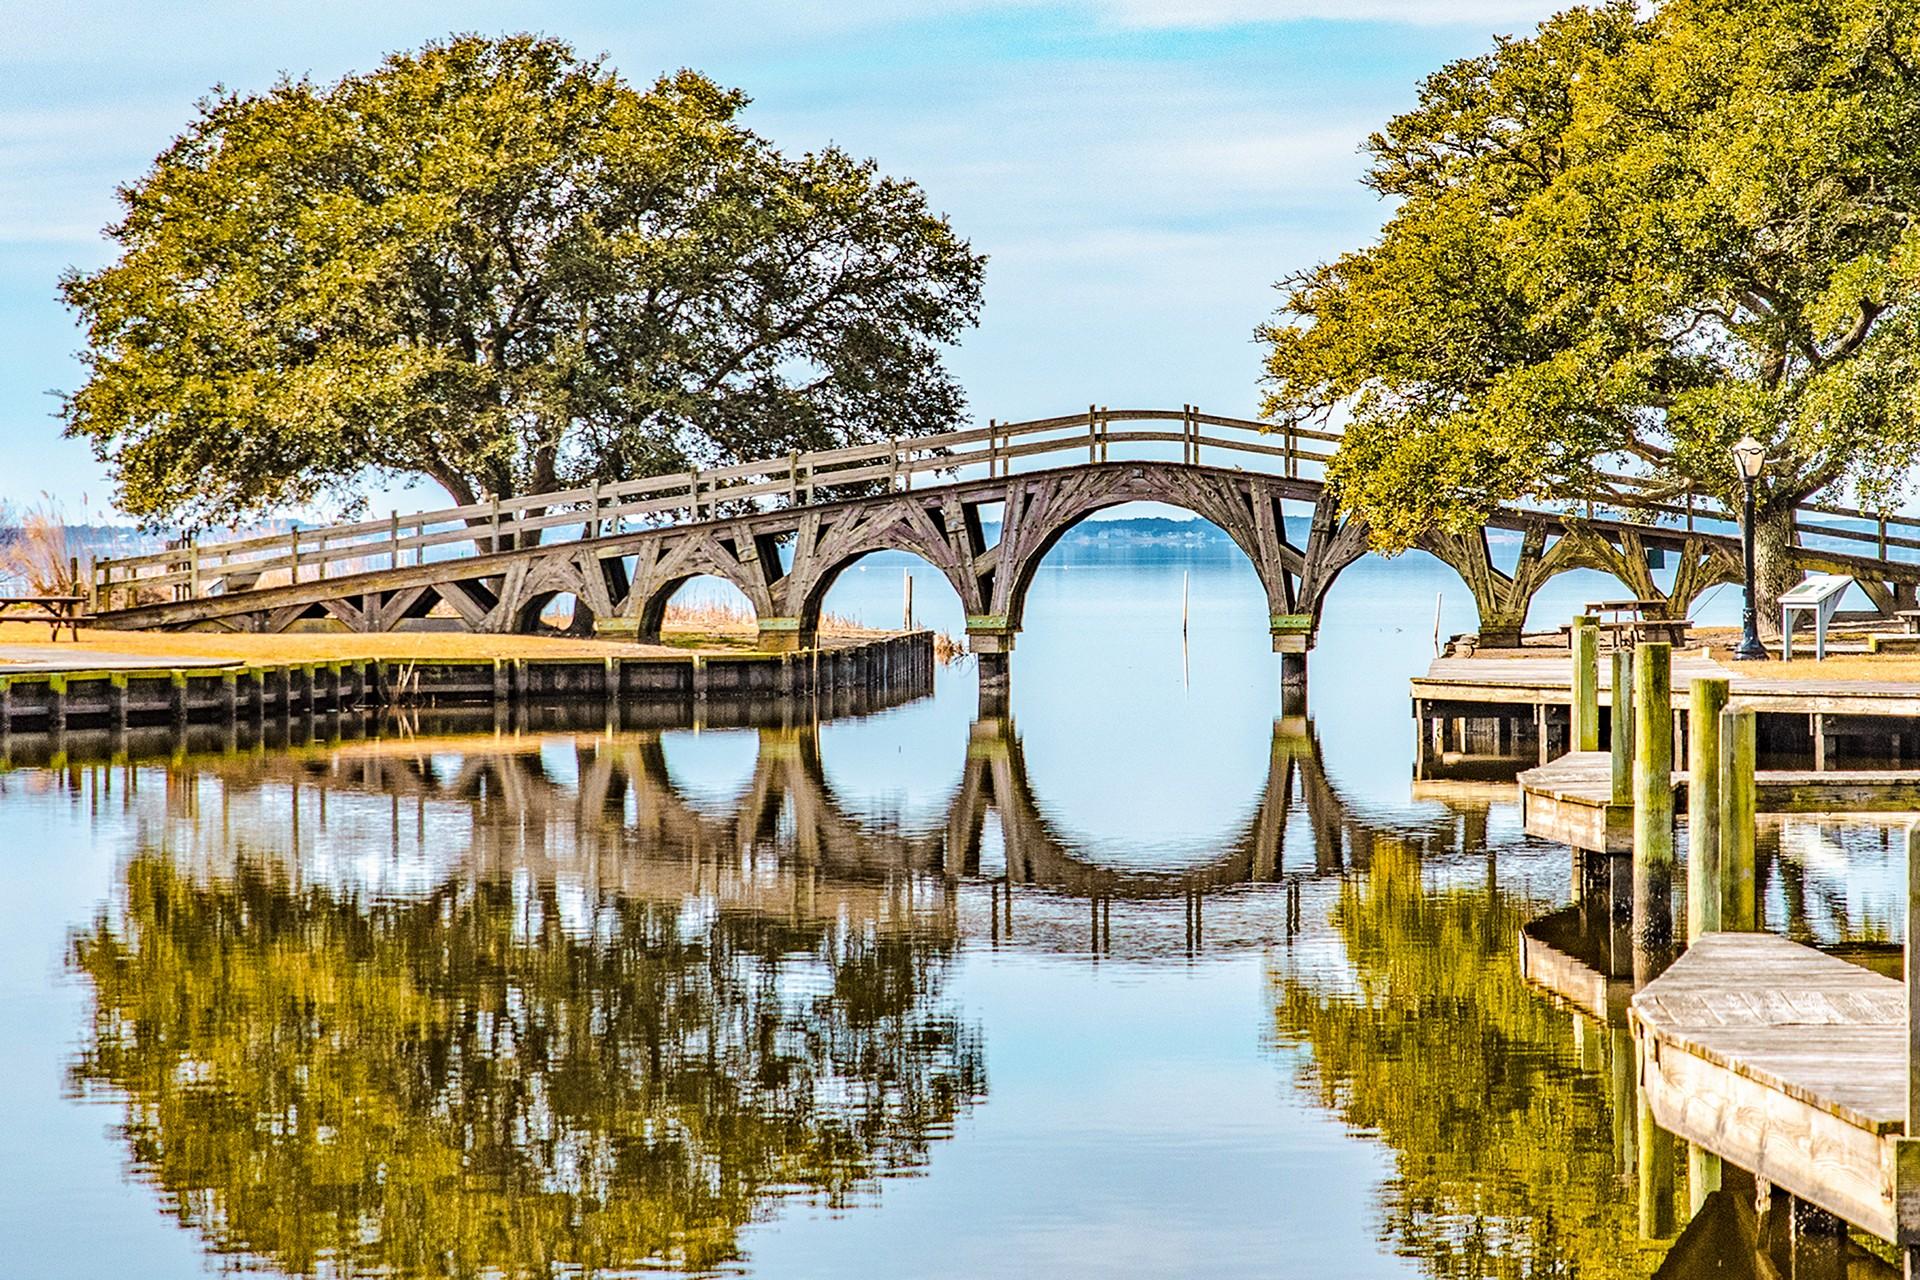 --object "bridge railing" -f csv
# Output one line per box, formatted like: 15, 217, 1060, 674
90, 408, 1342, 609
88, 404, 1920, 610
